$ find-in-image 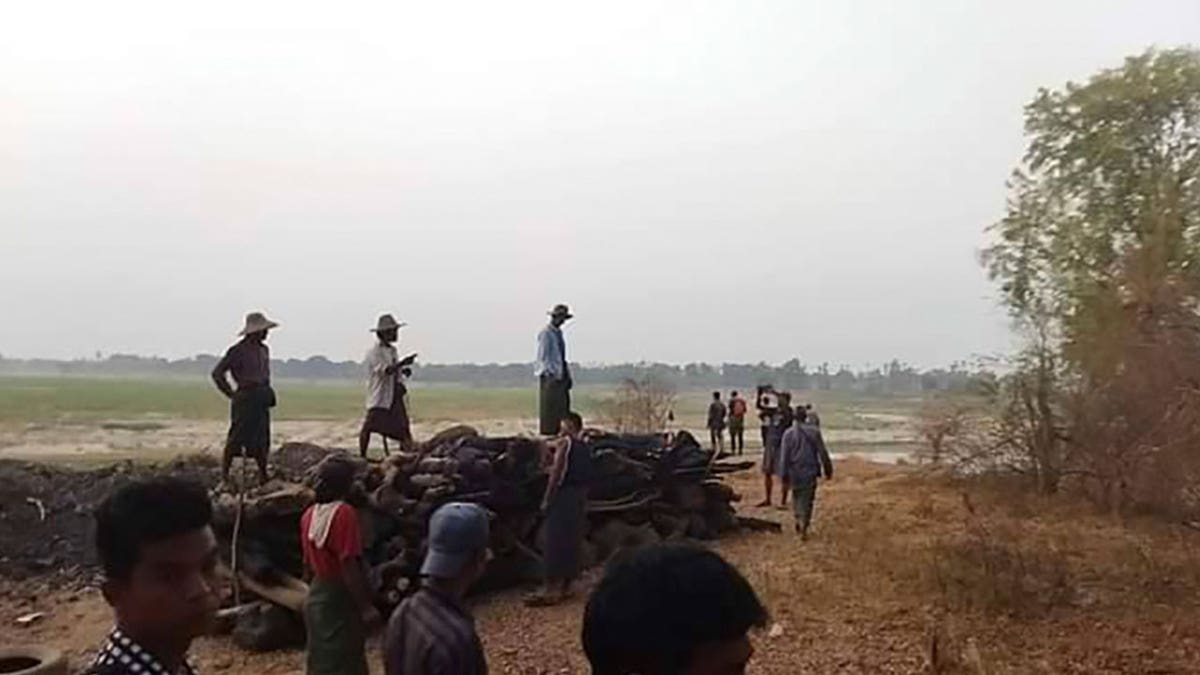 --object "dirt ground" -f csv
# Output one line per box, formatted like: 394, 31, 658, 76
4, 457, 1200, 673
